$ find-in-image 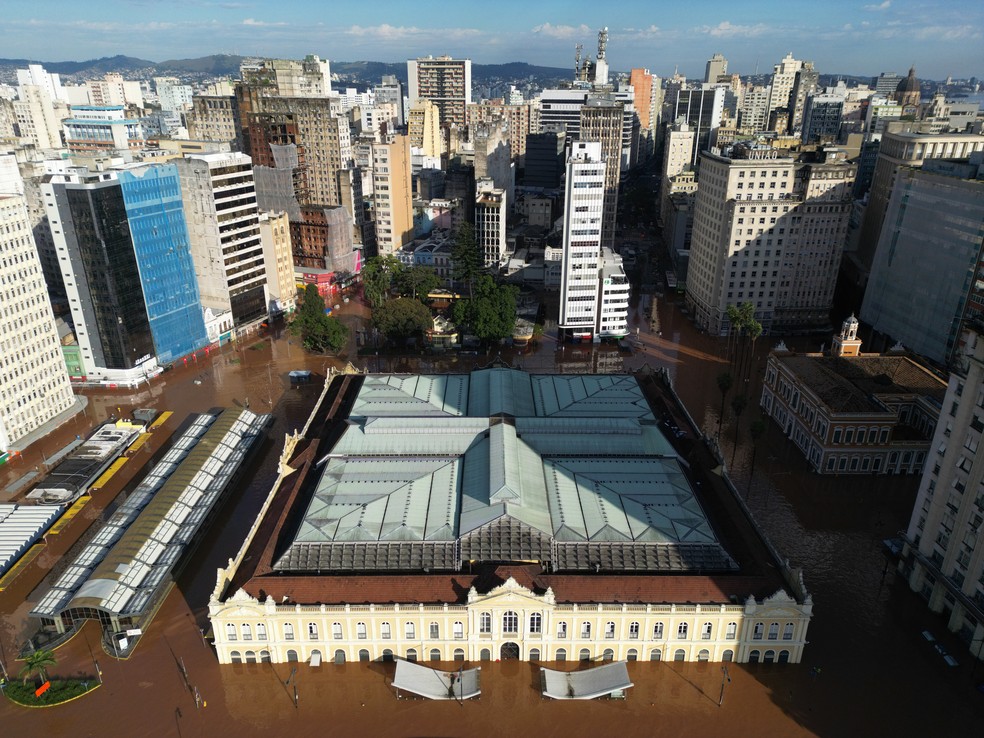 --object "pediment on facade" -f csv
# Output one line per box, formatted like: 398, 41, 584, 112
216, 588, 263, 616
467, 577, 554, 605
